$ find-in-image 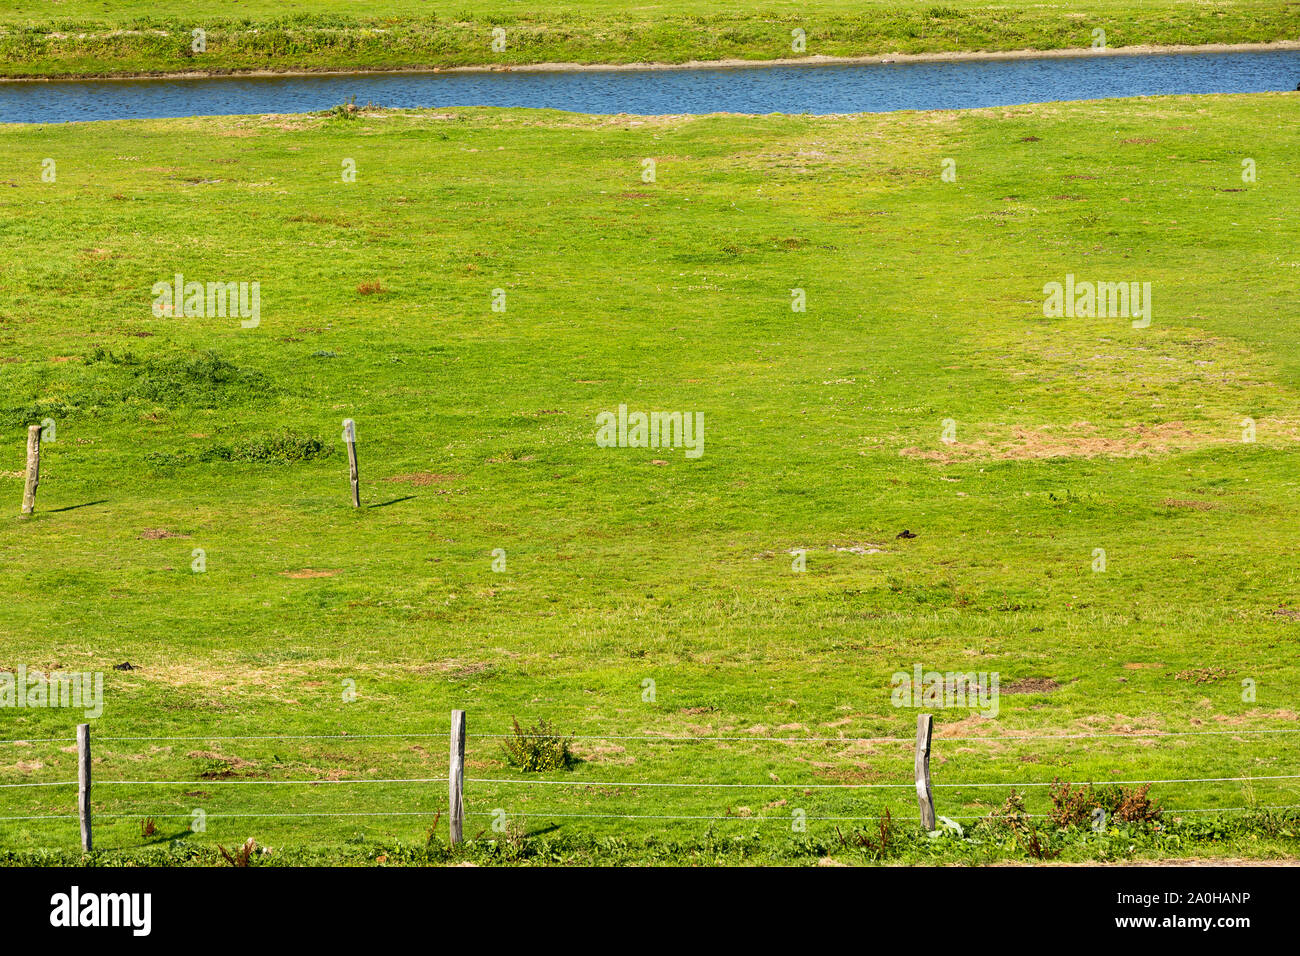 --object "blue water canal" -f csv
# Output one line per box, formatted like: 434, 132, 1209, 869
1, 48, 1297, 123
